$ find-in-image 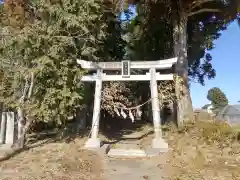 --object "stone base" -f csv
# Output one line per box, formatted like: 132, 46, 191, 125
84, 138, 101, 149
151, 138, 168, 152
108, 148, 147, 157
